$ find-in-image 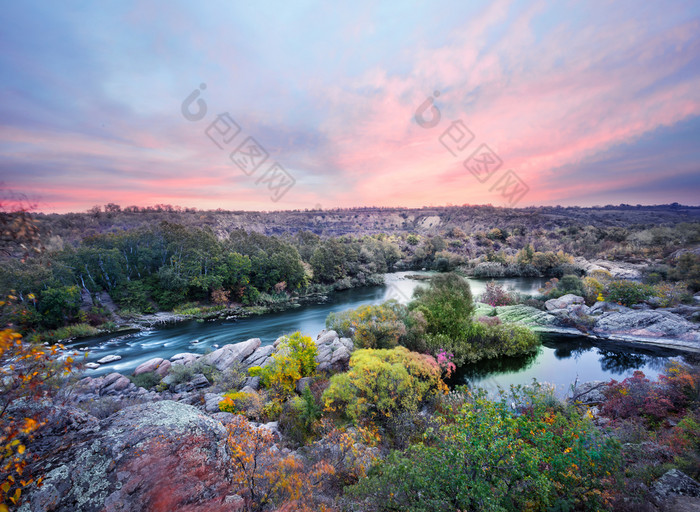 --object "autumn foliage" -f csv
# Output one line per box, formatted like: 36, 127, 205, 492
0, 327, 80, 511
